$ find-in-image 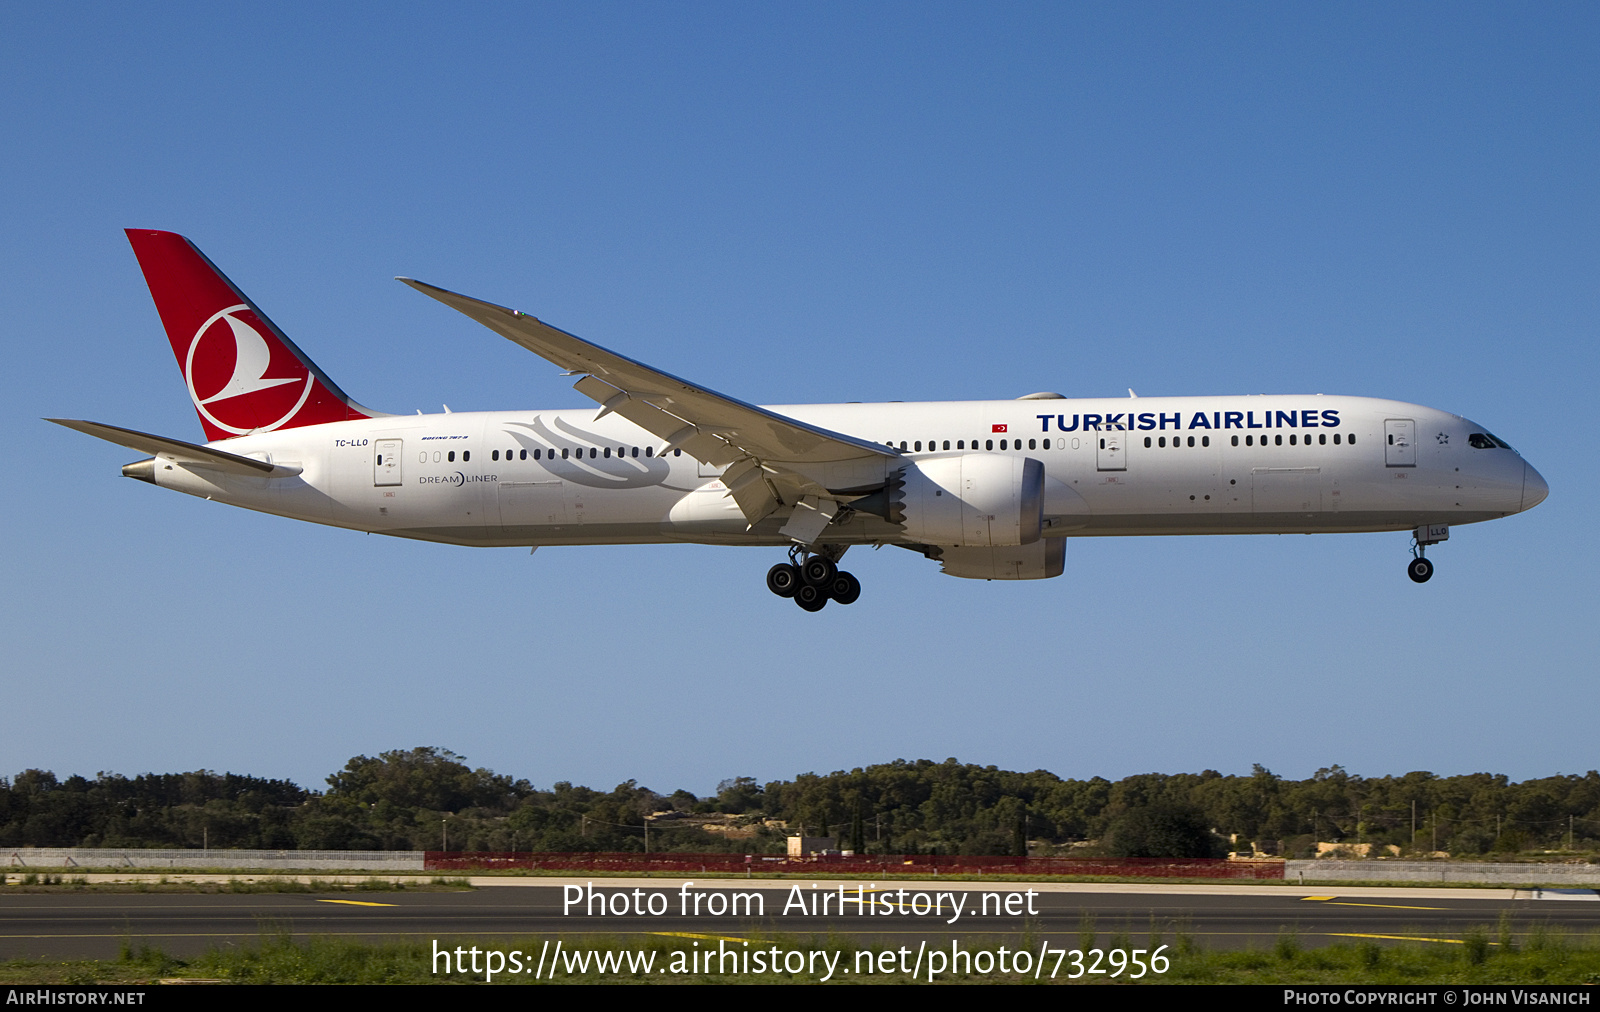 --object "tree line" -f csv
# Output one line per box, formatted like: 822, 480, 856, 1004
2, 750, 1599, 858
